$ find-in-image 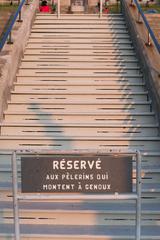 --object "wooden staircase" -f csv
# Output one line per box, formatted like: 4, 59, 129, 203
0, 13, 160, 239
